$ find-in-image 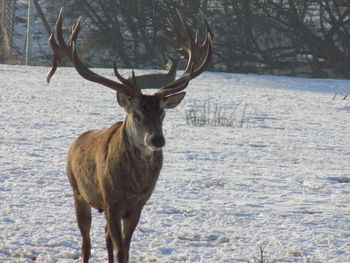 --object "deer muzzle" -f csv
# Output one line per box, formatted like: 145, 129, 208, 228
145, 133, 165, 151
